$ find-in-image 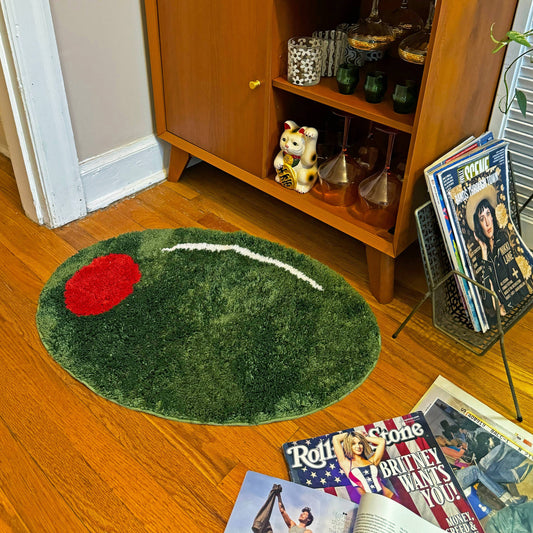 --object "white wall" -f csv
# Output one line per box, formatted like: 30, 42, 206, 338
47, 0, 169, 215
48, 0, 155, 161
